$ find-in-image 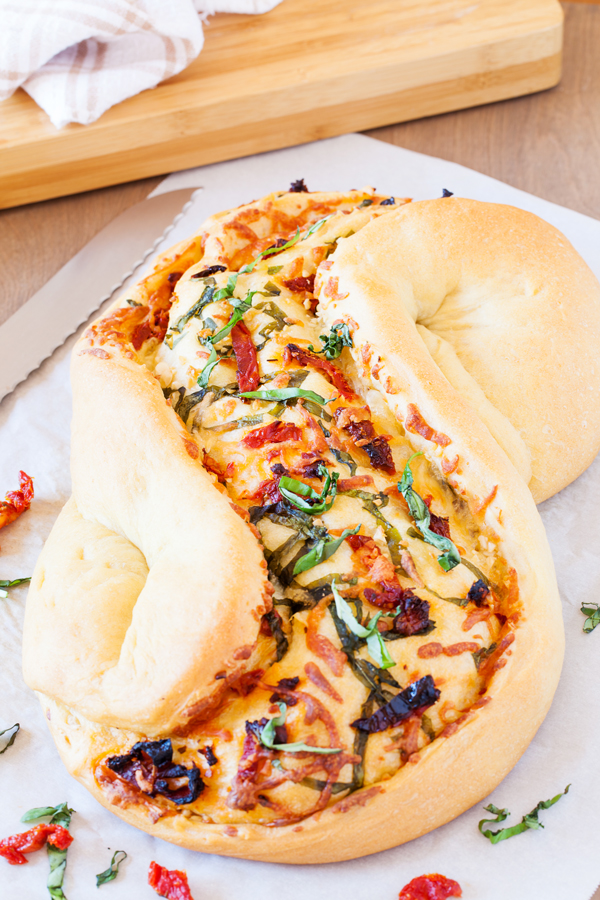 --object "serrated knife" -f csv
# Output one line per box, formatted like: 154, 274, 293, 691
0, 186, 199, 403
